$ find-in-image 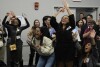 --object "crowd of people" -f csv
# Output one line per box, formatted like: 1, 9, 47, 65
0, 0, 100, 67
